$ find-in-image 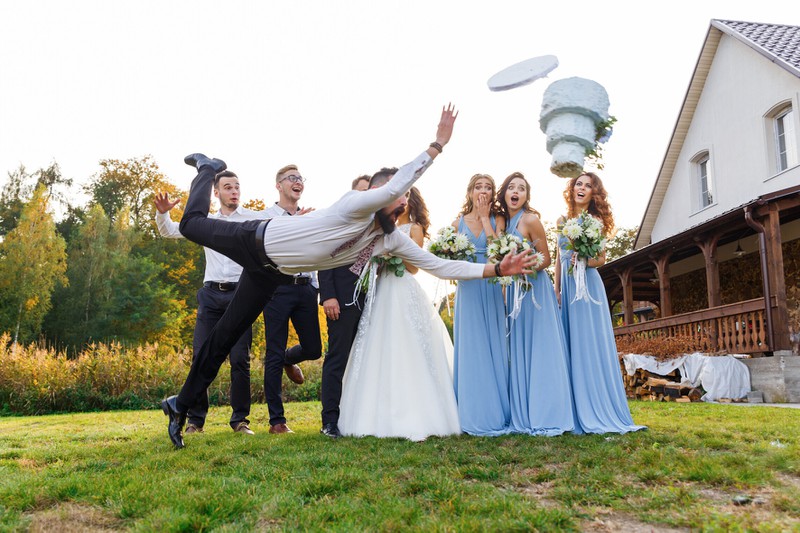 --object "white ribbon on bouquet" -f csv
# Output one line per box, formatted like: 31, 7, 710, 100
571, 256, 601, 305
